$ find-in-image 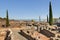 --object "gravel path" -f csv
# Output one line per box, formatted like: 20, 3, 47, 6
9, 28, 27, 40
